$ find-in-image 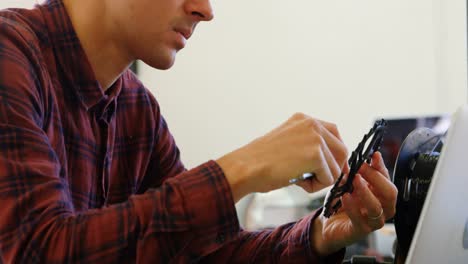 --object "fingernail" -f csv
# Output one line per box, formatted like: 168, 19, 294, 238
355, 174, 363, 182
359, 176, 367, 187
